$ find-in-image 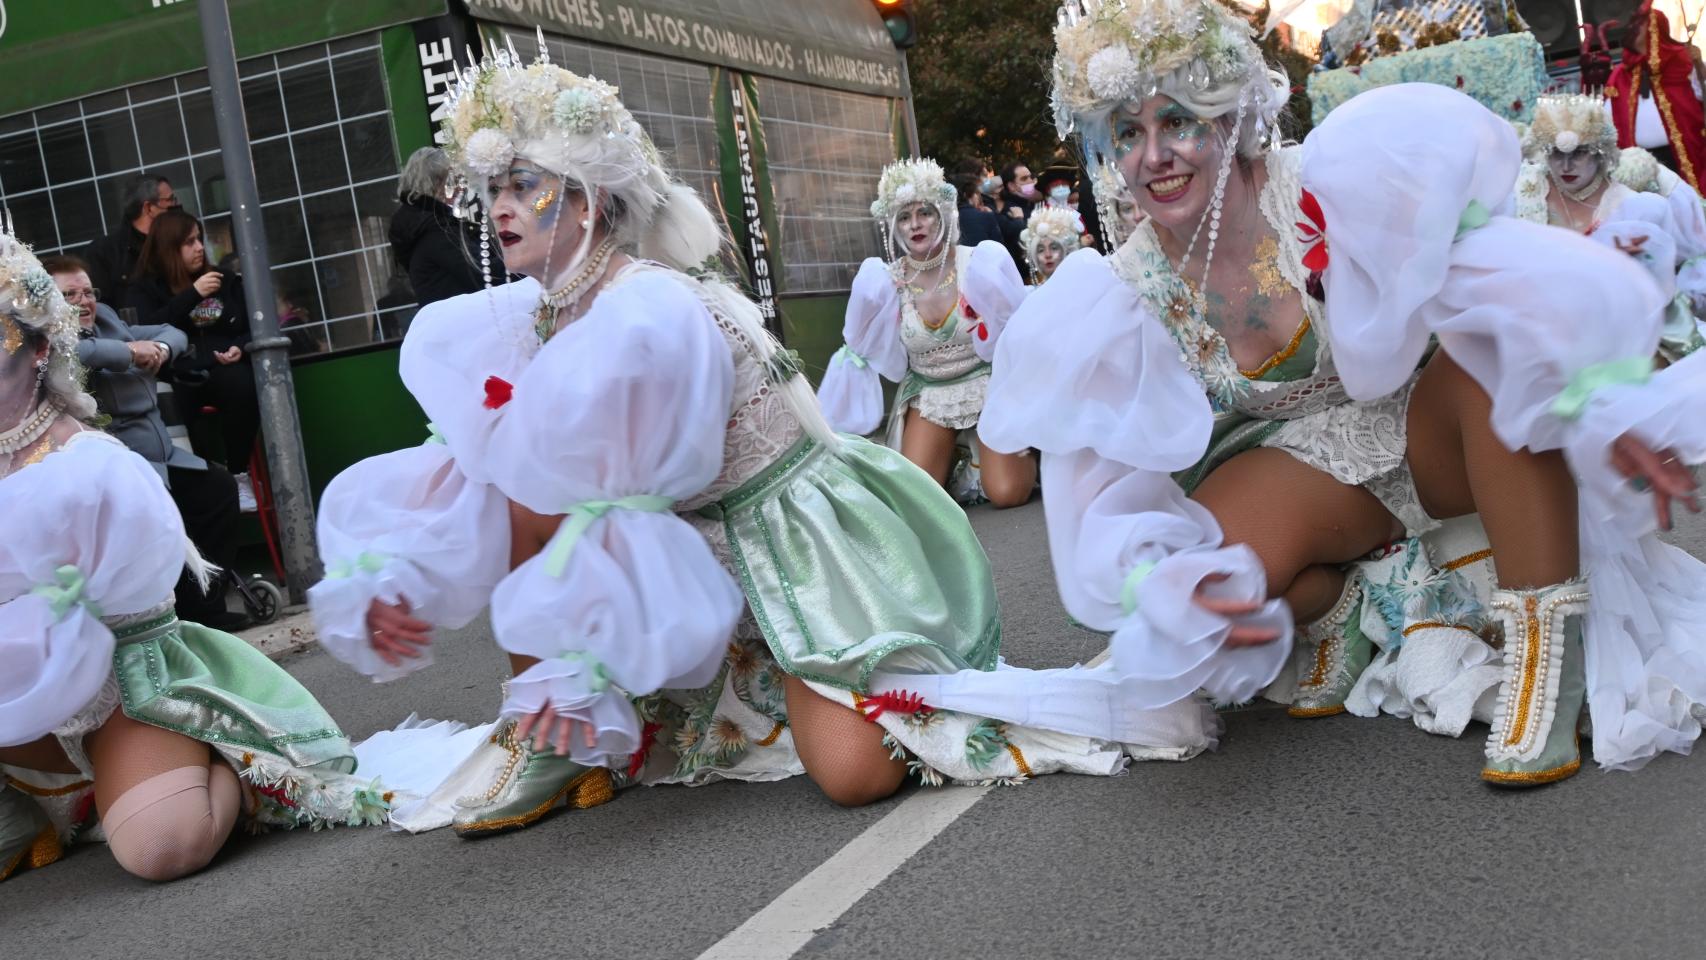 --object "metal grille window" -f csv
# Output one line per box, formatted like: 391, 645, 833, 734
0, 34, 403, 357
752, 76, 891, 294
